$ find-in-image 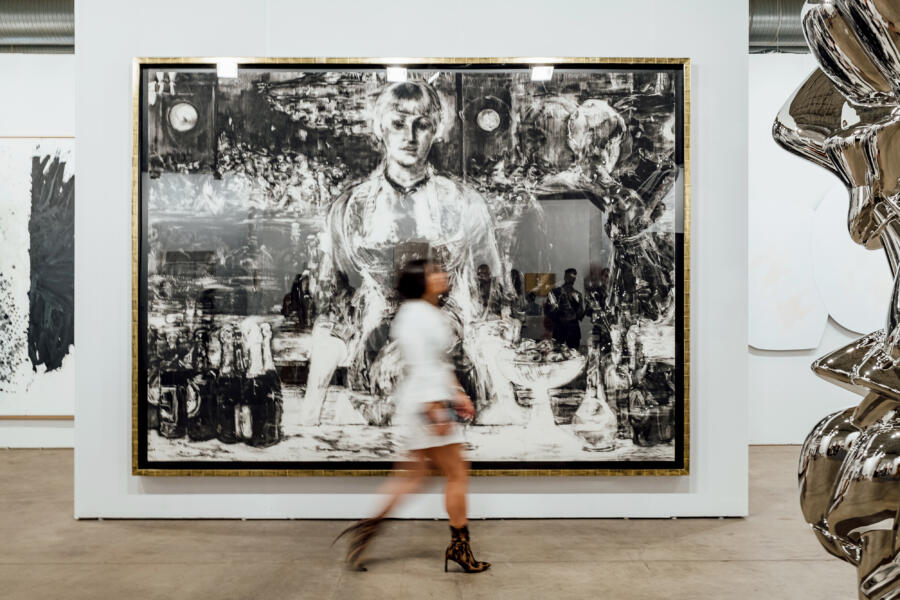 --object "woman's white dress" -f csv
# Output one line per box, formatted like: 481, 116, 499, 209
390, 299, 464, 451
